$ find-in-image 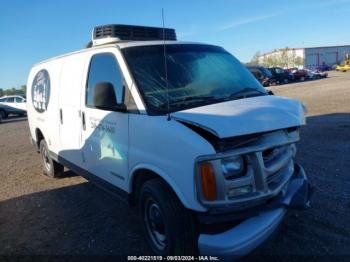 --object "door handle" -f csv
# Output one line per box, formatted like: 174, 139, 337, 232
82, 111, 86, 130
59, 109, 63, 124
